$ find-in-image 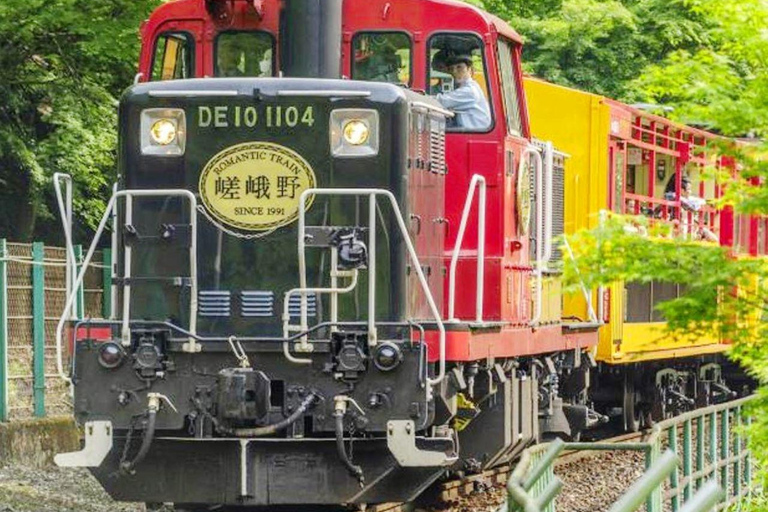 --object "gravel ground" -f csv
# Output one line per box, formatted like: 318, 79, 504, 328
554, 451, 646, 512
0, 451, 646, 512
0, 463, 142, 512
